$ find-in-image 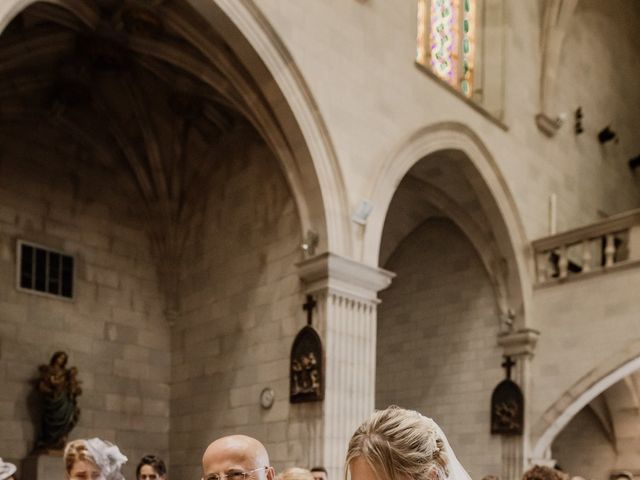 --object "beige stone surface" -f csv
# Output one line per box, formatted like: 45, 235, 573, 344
0, 158, 170, 479
377, 218, 503, 478
552, 407, 616, 480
